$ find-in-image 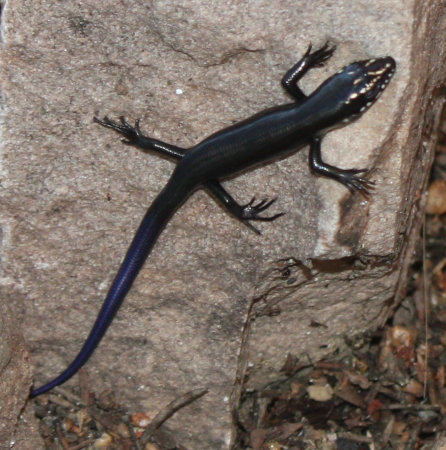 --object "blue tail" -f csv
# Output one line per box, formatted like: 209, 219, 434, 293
30, 176, 192, 397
